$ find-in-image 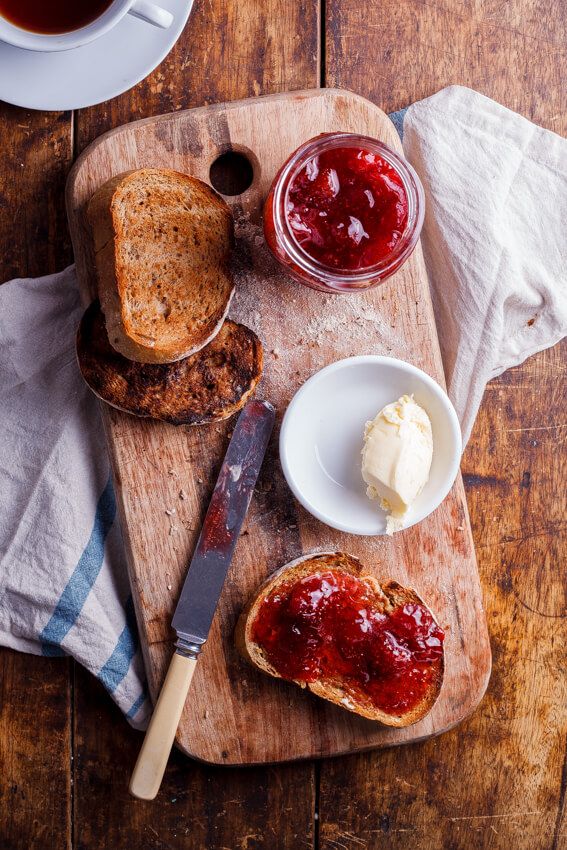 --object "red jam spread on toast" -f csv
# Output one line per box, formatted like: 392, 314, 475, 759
251, 569, 444, 714
286, 146, 408, 271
